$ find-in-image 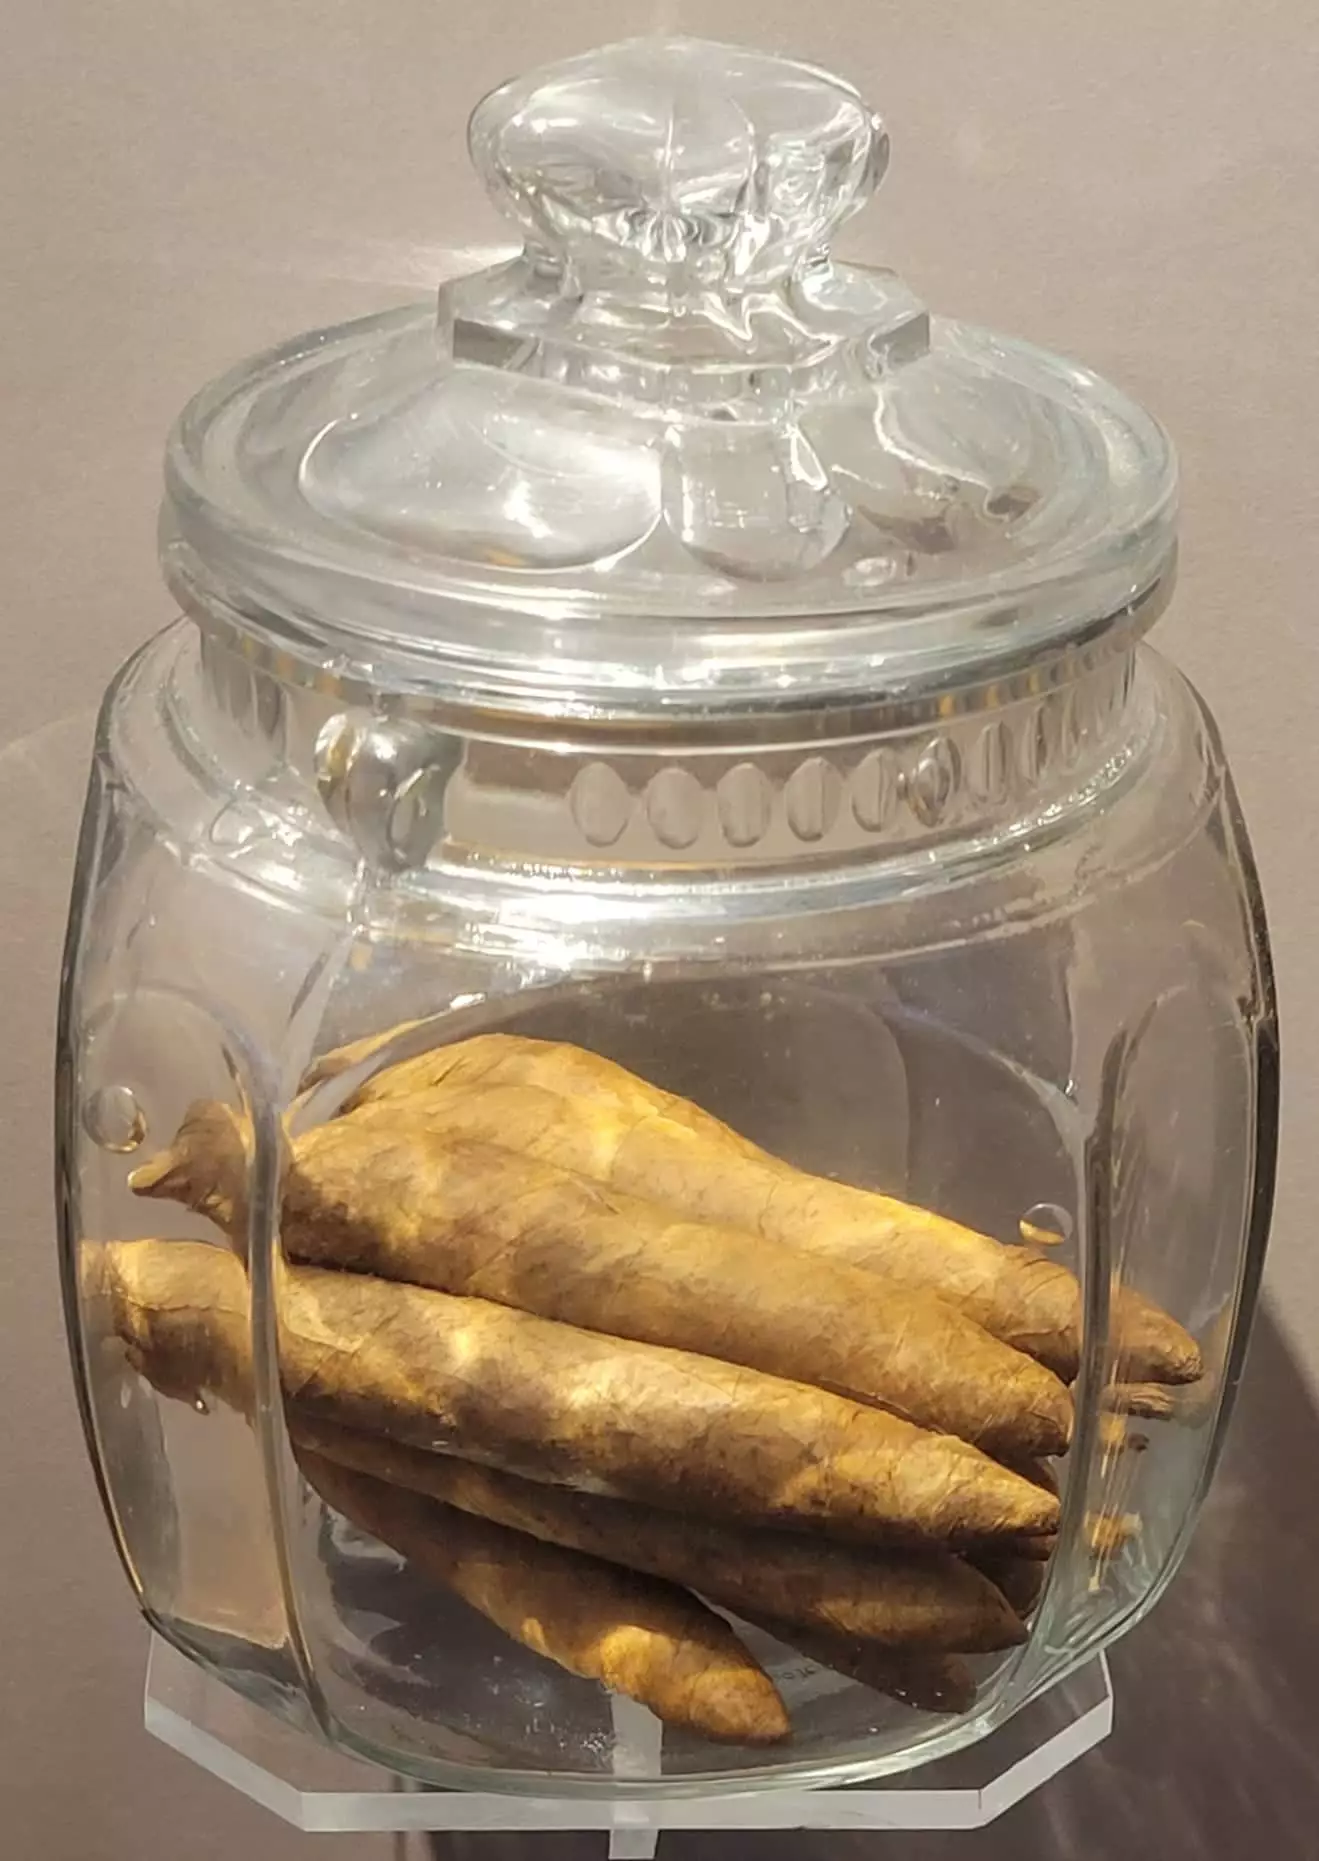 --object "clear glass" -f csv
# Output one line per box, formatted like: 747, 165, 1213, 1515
58, 618, 1276, 1793
55, 27, 1273, 1807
